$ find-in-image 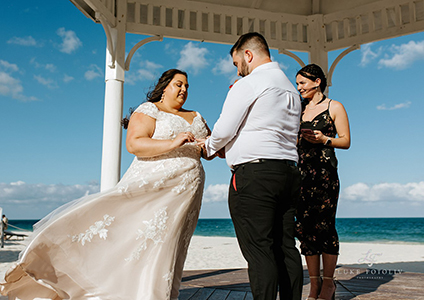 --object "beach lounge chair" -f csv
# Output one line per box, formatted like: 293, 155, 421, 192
4, 230, 27, 241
